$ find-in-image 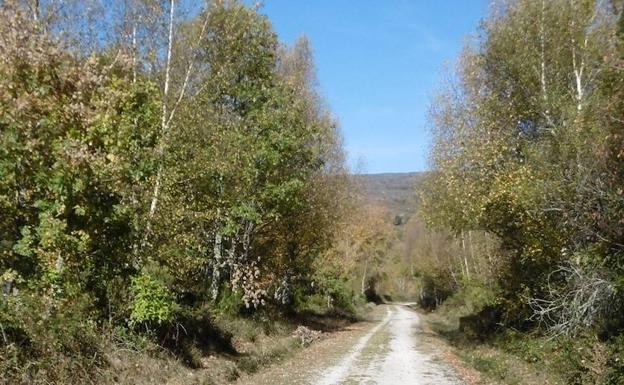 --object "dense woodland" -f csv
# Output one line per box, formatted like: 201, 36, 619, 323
0, 1, 395, 383
412, 0, 624, 383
